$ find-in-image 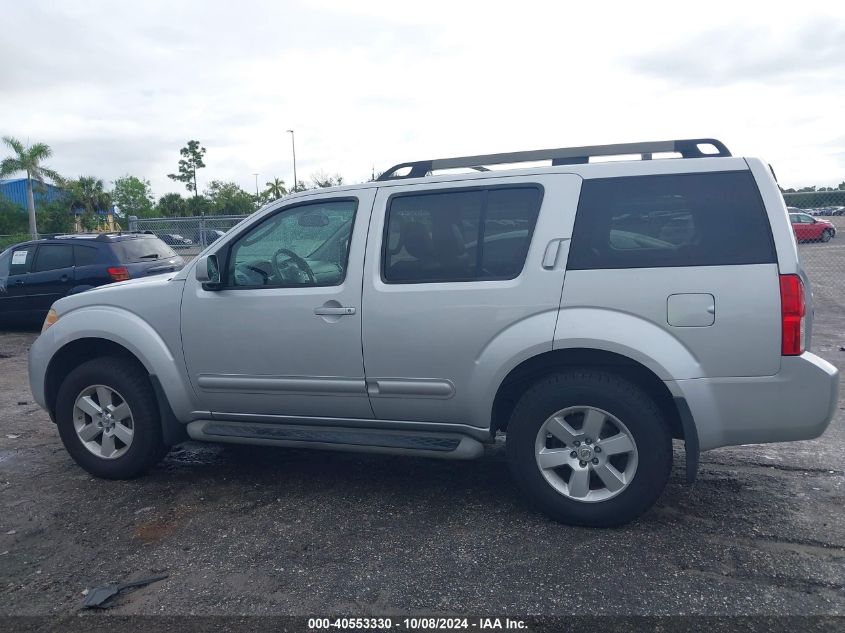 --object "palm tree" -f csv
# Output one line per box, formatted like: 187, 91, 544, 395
0, 136, 62, 238
263, 177, 287, 201
67, 177, 112, 231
